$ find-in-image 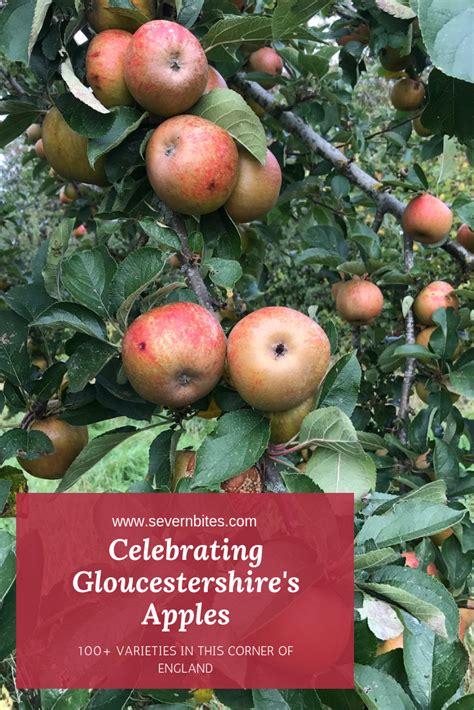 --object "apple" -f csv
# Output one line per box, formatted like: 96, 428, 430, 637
334, 279, 384, 325
430, 528, 453, 546
64, 182, 79, 200
390, 78, 425, 111
42, 107, 108, 186
86, 29, 134, 108
31, 356, 48, 371
204, 66, 227, 92
402, 551, 437, 576
26, 123, 42, 143
173, 450, 196, 489
456, 223, 474, 252
173, 451, 262, 492
416, 326, 461, 360
226, 306, 330, 412
402, 194, 453, 245
122, 302, 226, 408
124, 20, 208, 116
379, 46, 413, 71
146, 115, 239, 215
376, 633, 404, 656
197, 398, 222, 420
59, 186, 72, 204
86, 0, 155, 33
337, 23, 370, 46
232, 0, 245, 10
413, 115, 432, 137
413, 281, 459, 325
459, 608, 474, 642
72, 224, 88, 238
34, 139, 45, 159
224, 148, 282, 223
247, 47, 283, 80
266, 396, 314, 444
18, 418, 88, 480
415, 380, 459, 405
